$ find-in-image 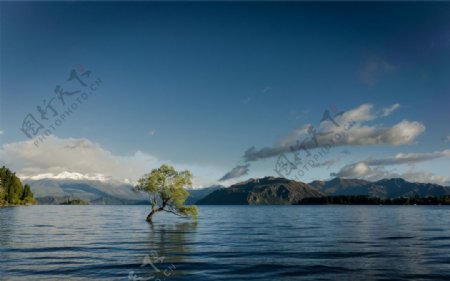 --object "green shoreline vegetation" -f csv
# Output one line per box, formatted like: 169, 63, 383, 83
0, 166, 36, 206
298, 195, 450, 205
60, 198, 89, 205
